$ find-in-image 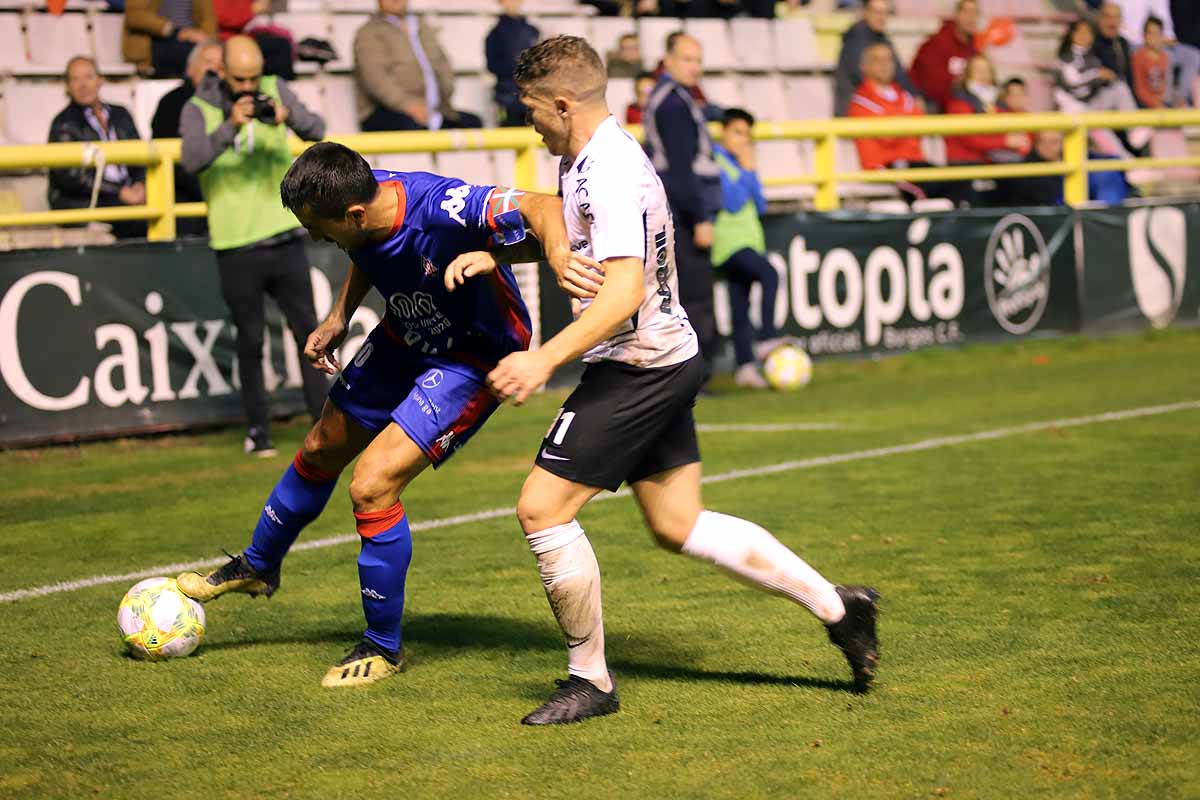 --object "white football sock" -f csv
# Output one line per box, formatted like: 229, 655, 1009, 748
681, 510, 846, 624
526, 520, 611, 692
